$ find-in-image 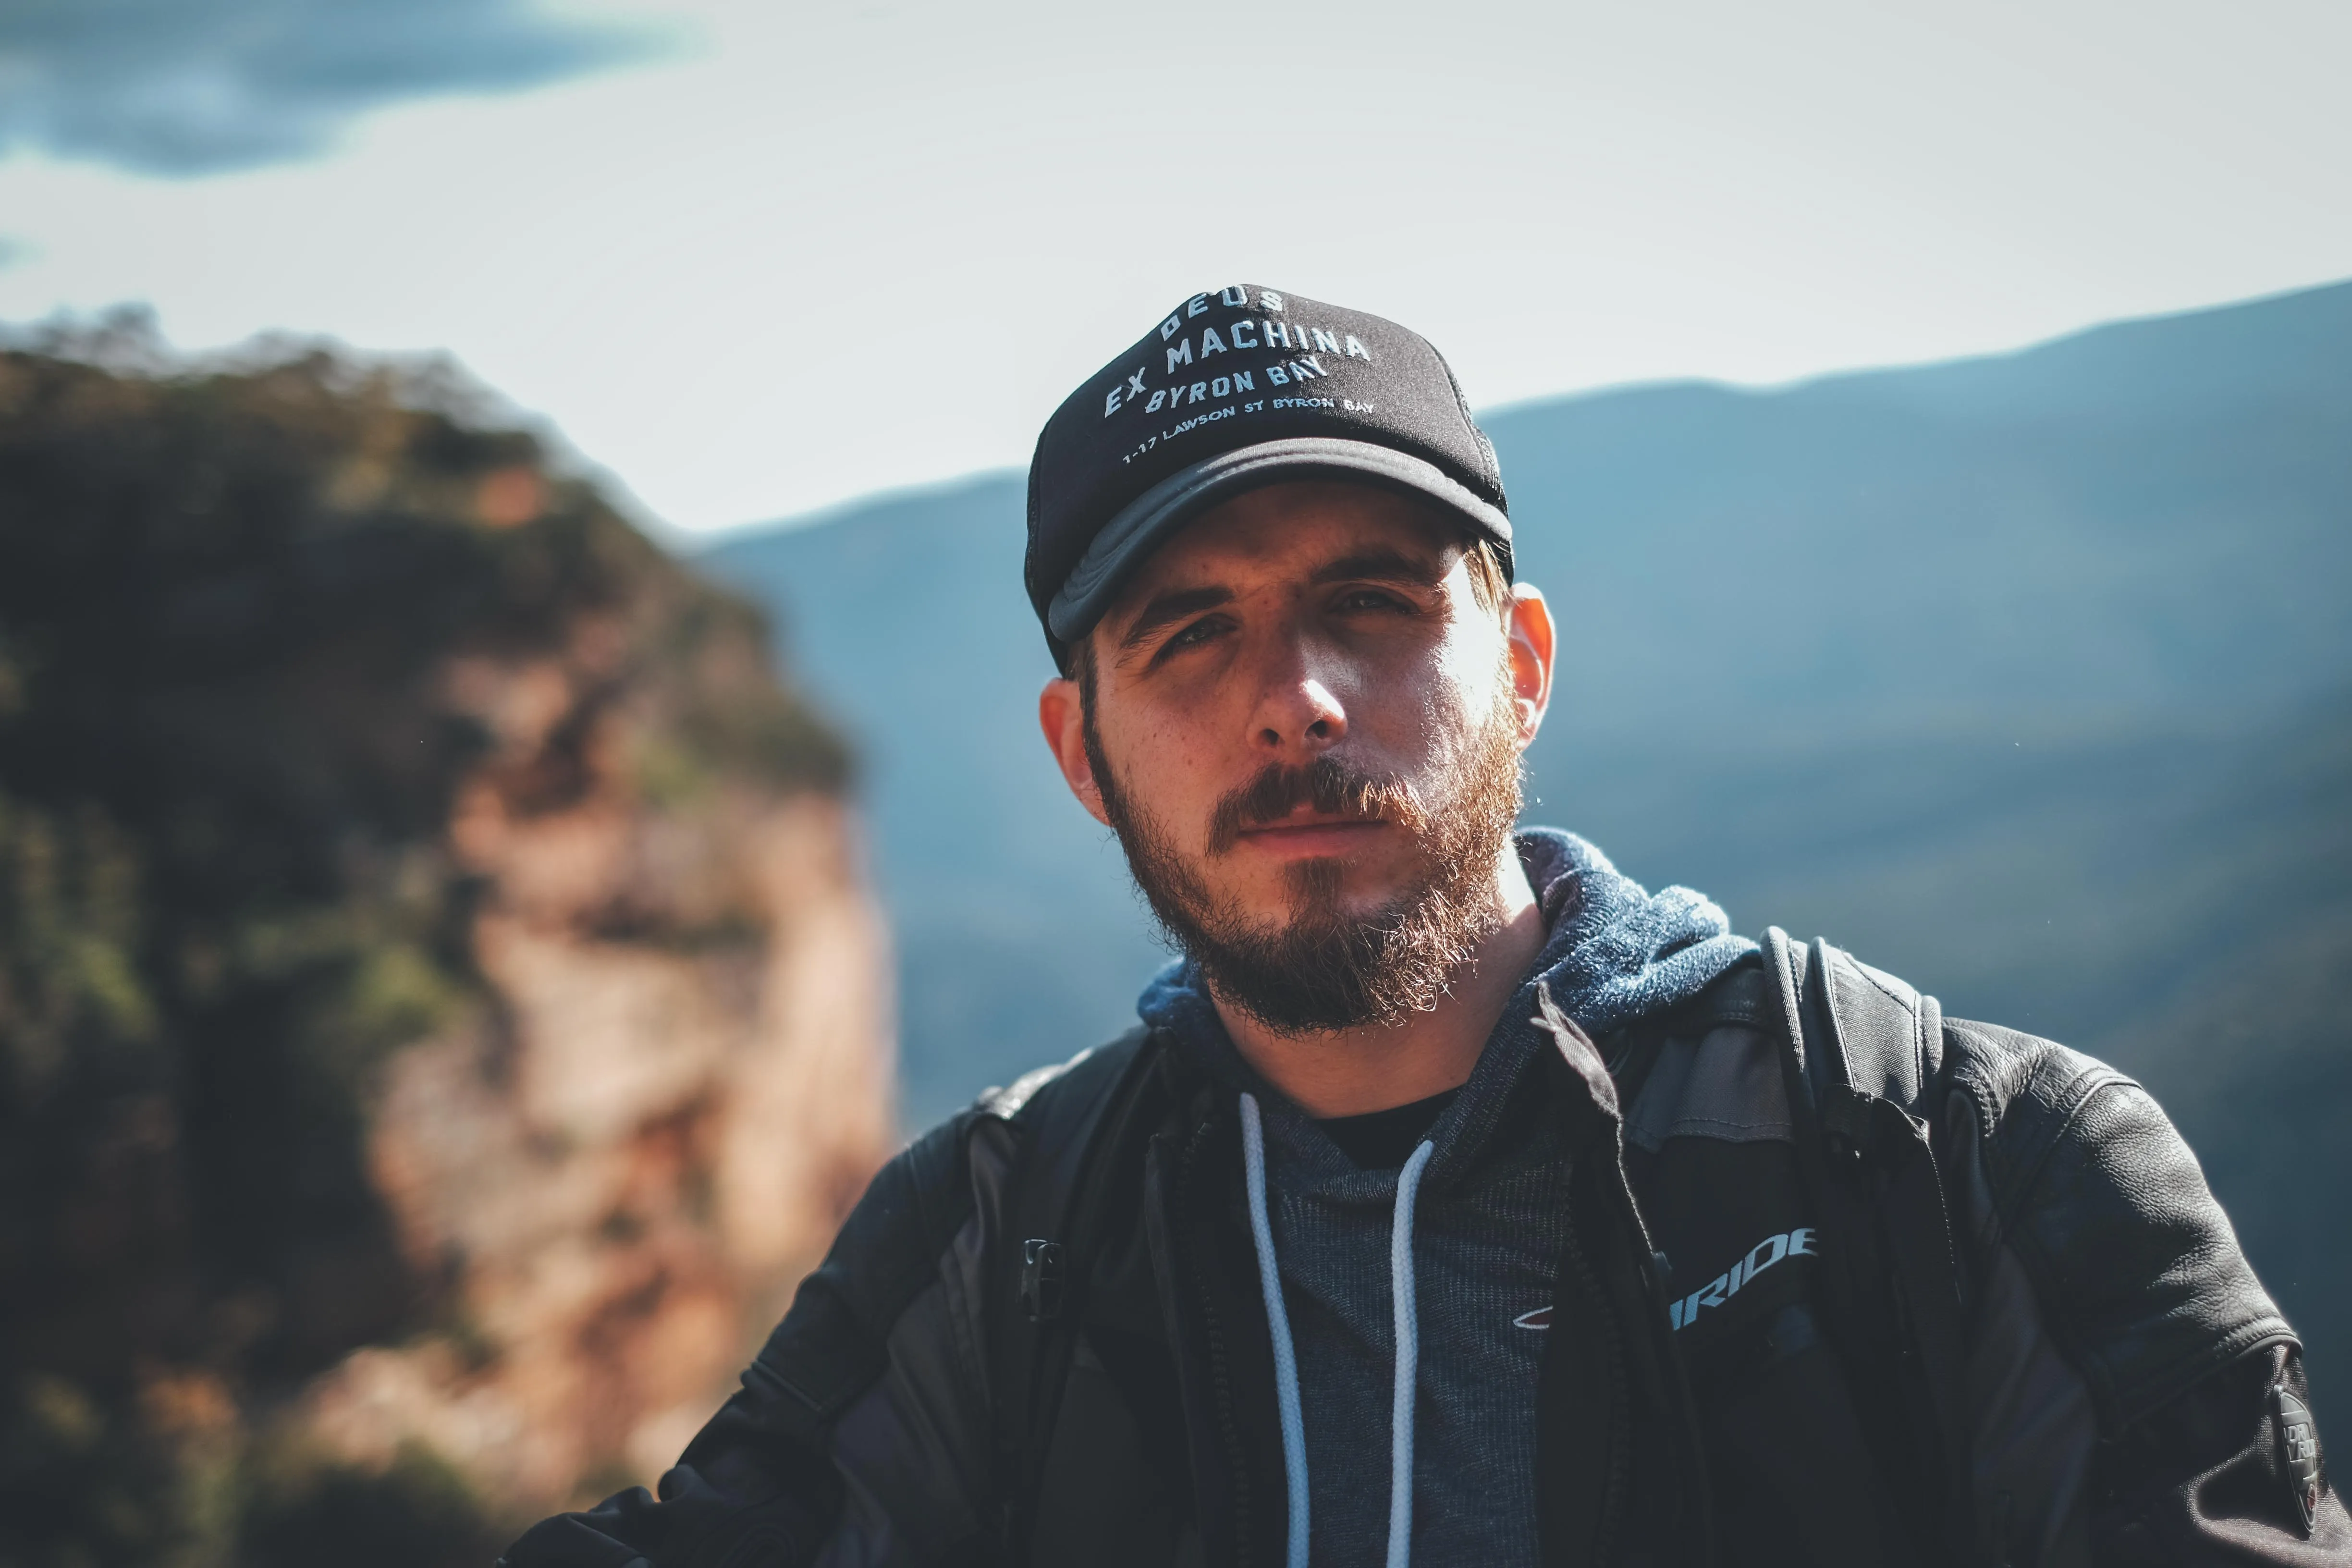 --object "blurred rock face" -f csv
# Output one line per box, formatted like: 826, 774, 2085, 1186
310, 709, 893, 1507
0, 333, 893, 1564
